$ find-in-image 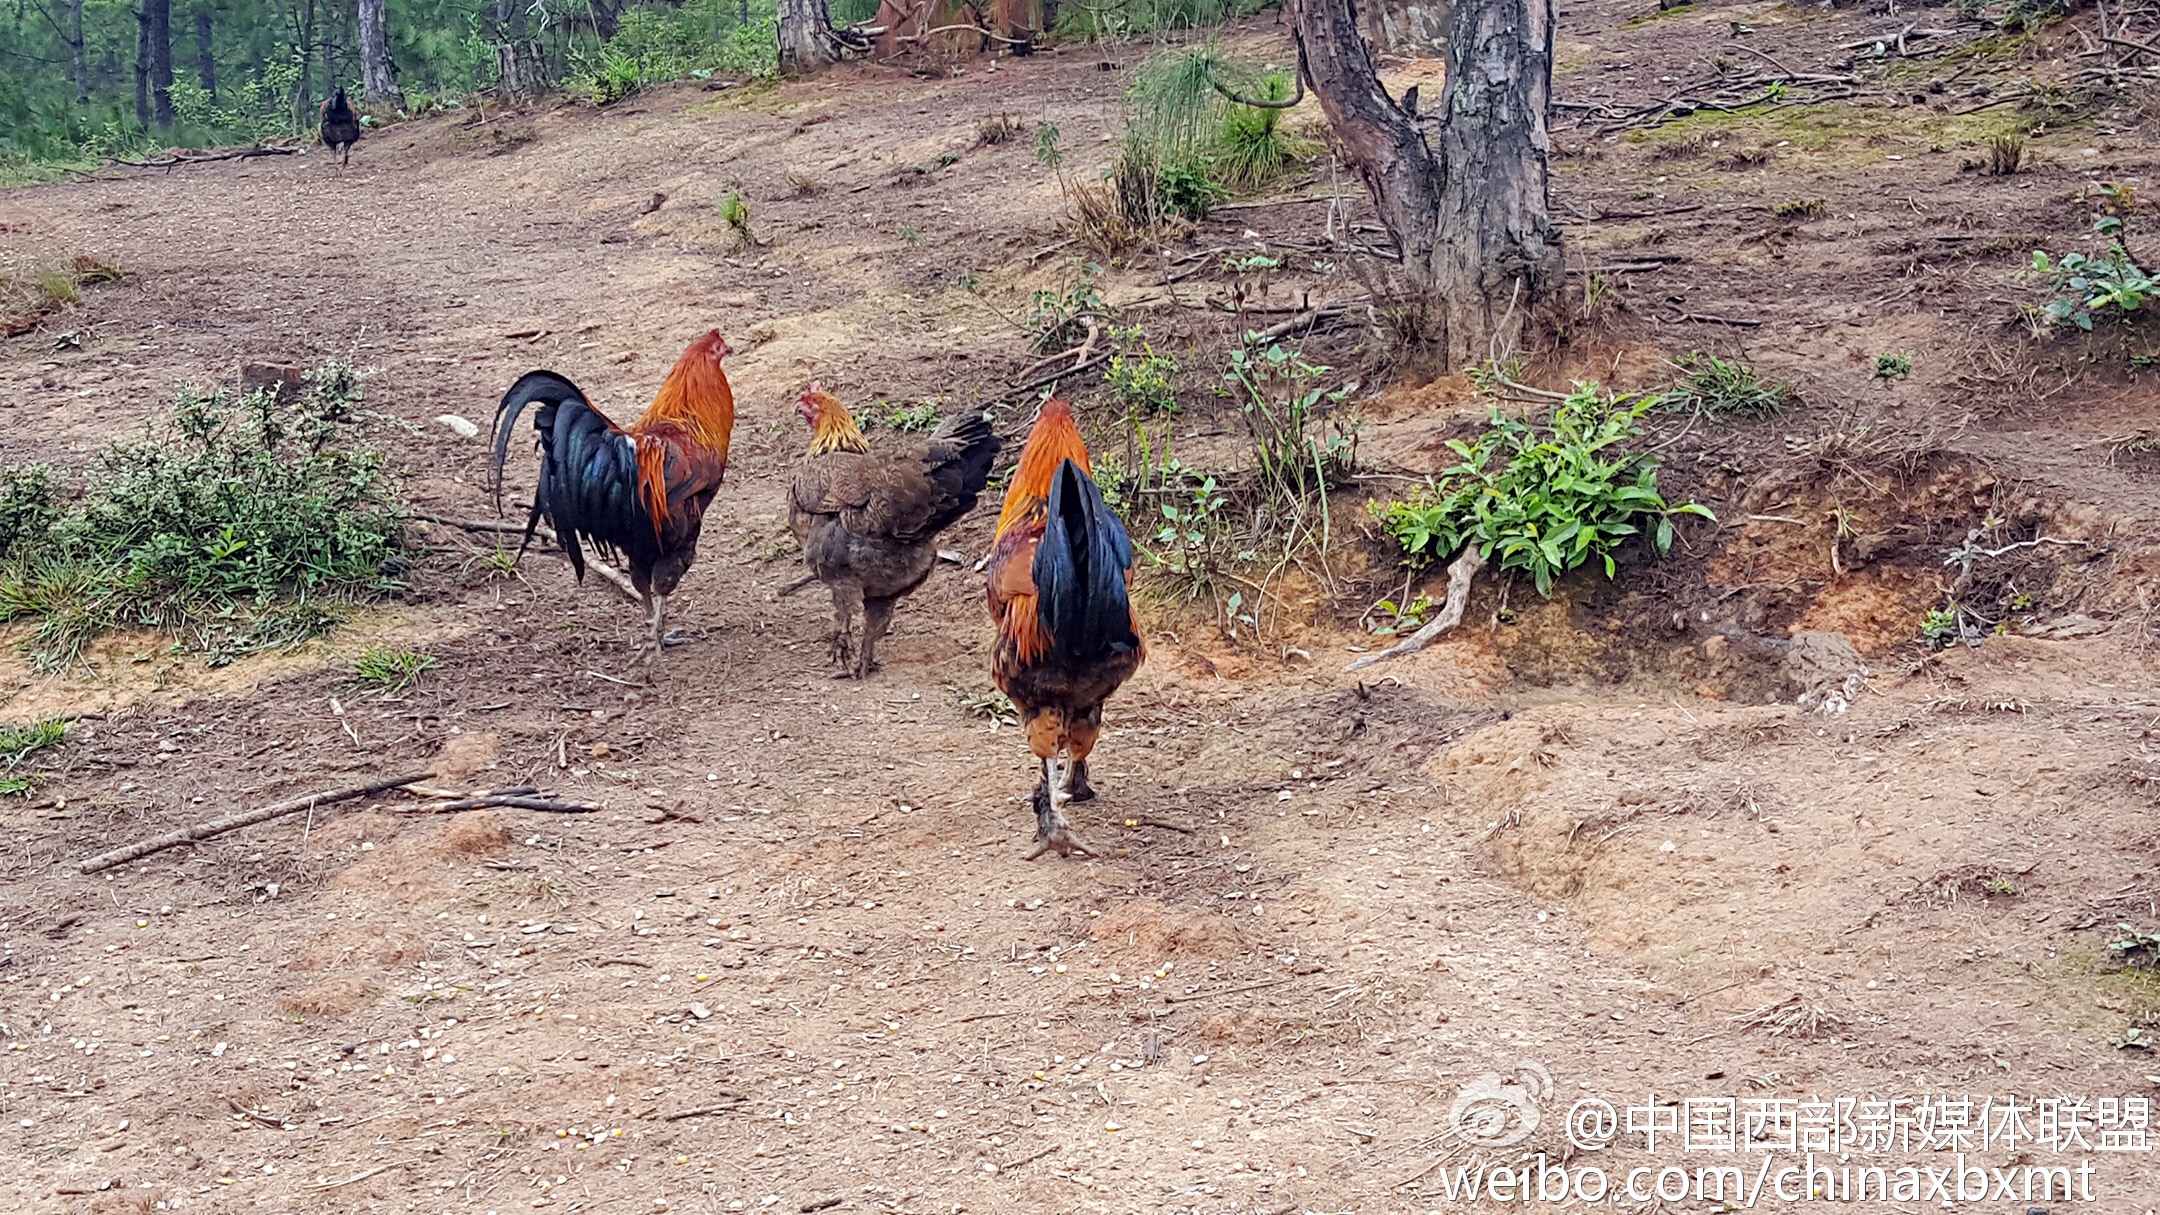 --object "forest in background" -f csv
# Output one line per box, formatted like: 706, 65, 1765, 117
0, 0, 1270, 175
